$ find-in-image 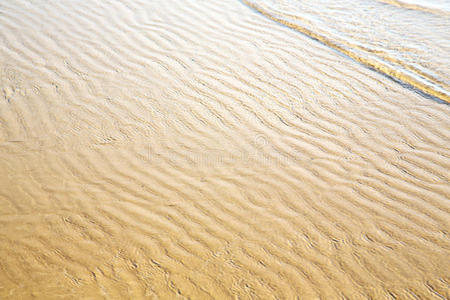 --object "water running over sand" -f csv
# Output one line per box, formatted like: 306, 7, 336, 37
244, 0, 450, 102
